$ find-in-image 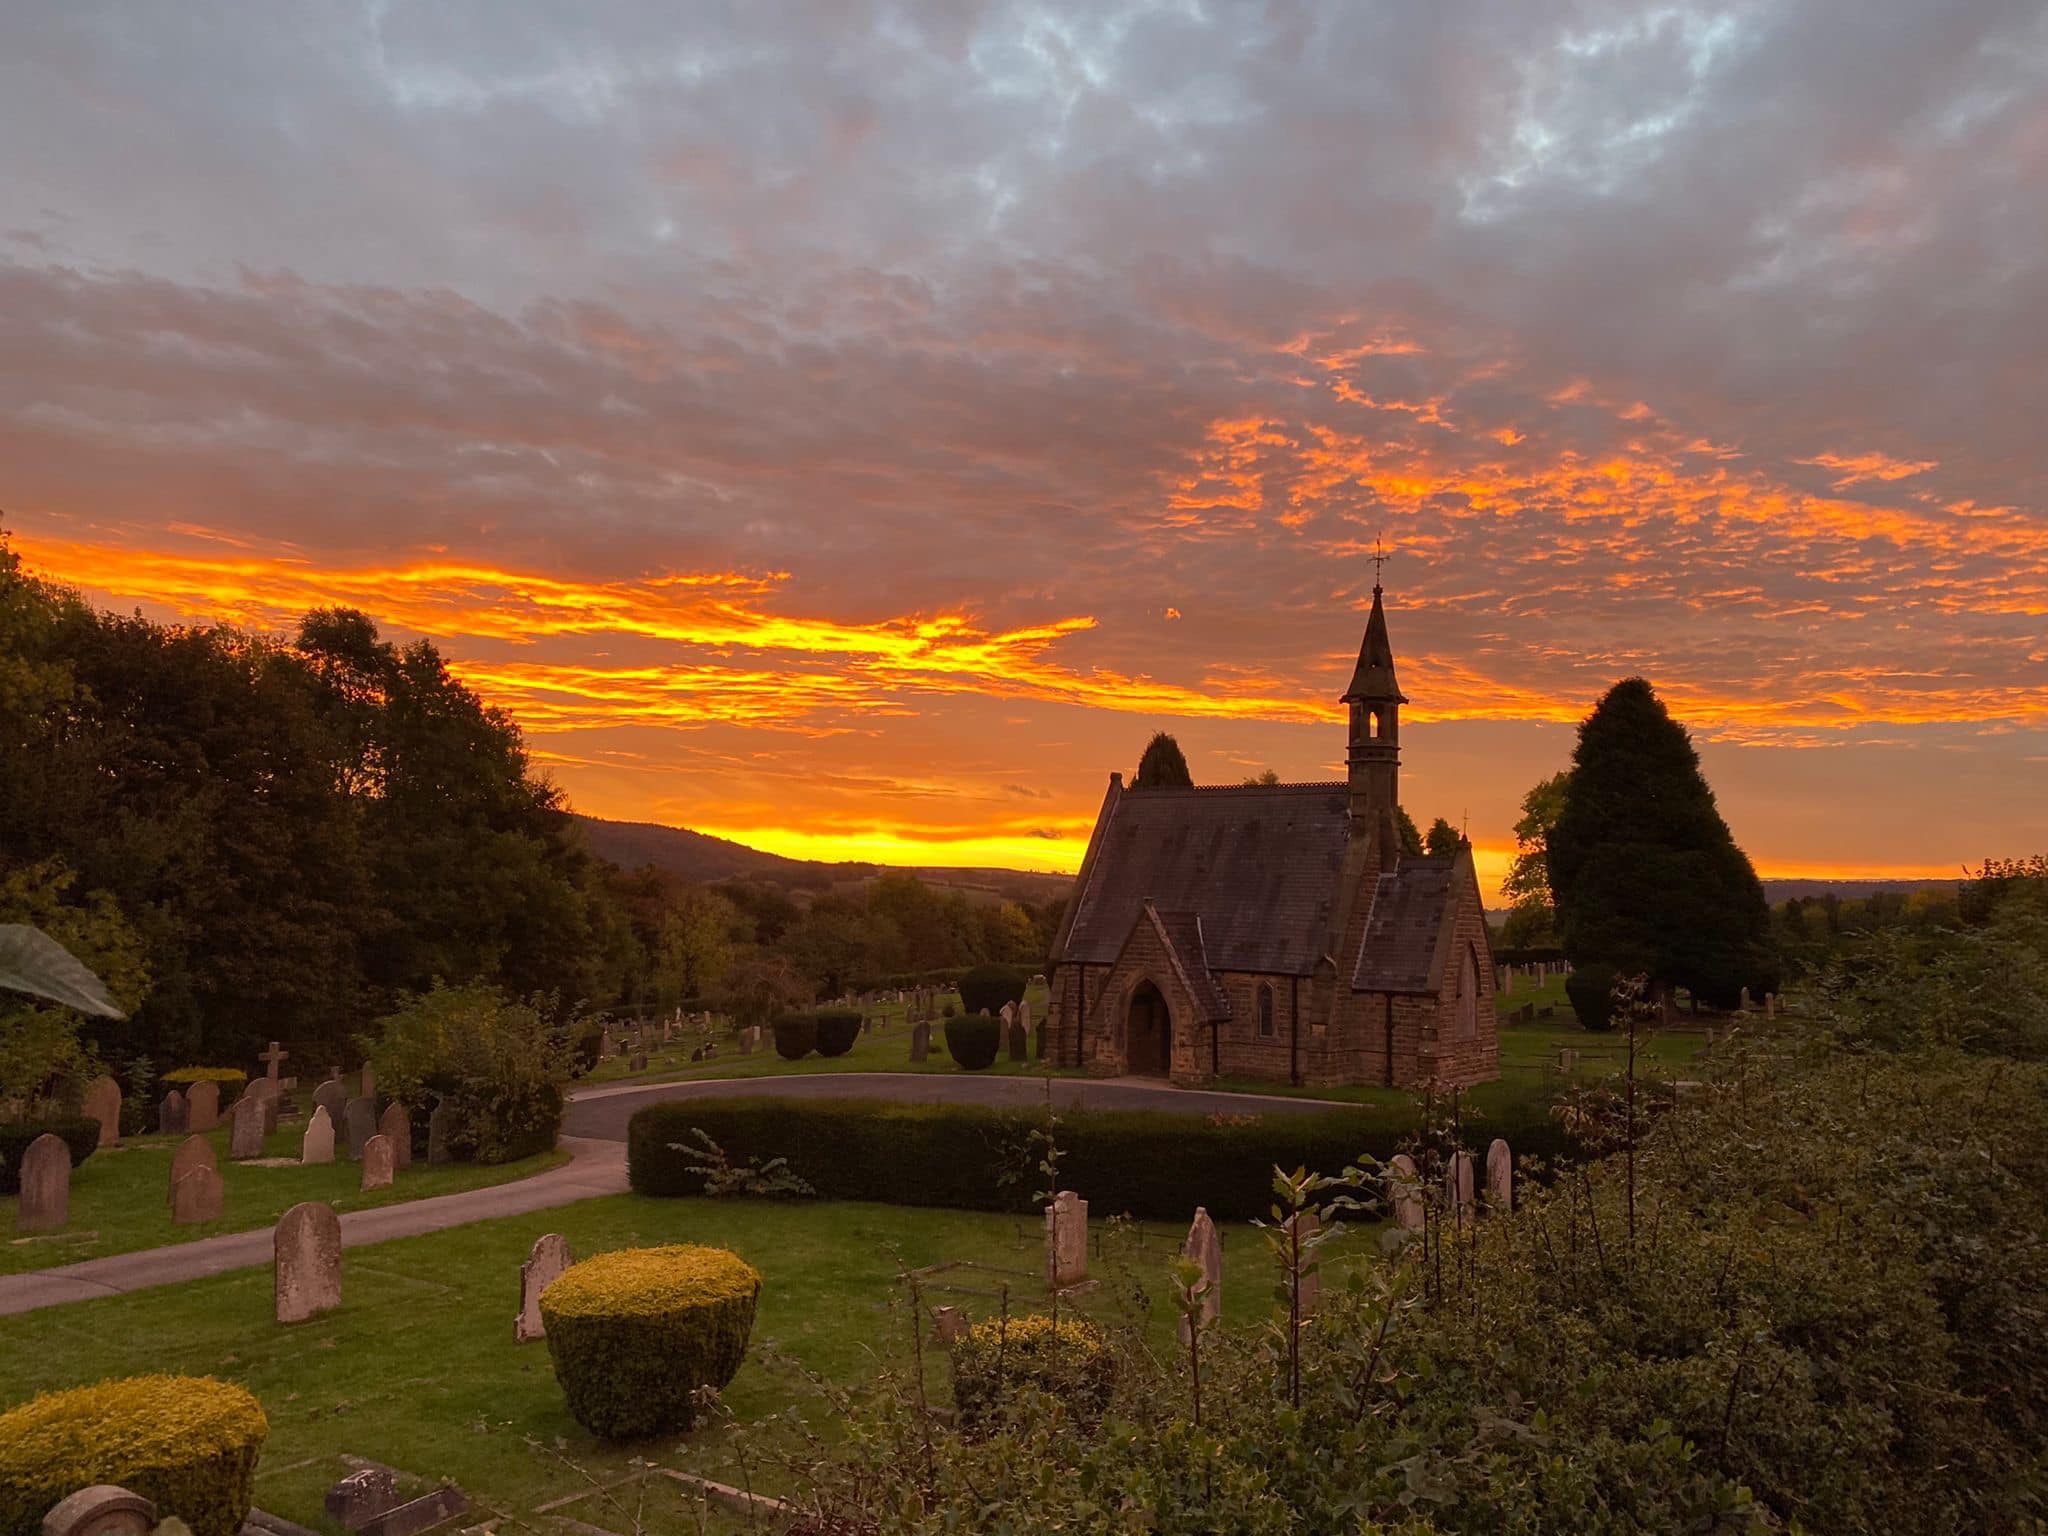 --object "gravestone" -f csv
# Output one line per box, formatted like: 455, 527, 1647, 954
515, 1232, 573, 1342
1485, 1138, 1512, 1210
909, 1020, 930, 1063
1765, 992, 1776, 1019
260, 1040, 288, 1080
630, 1051, 648, 1071
360, 1134, 395, 1191
186, 1079, 220, 1132
275, 1200, 341, 1323
426, 1101, 453, 1165
229, 1094, 268, 1160
17, 1132, 70, 1232
360, 1062, 376, 1100
1045, 1190, 1088, 1290
689, 1046, 704, 1063
1739, 985, 1752, 1010
324, 1467, 400, 1532
378, 1104, 411, 1169
245, 1078, 281, 1135
1018, 997, 1033, 1039
739, 1027, 756, 1056
40, 1484, 157, 1536
1007, 1018, 1027, 1061
158, 1089, 188, 1137
1558, 1047, 1578, 1073
343, 1097, 376, 1159
1388, 1153, 1423, 1230
302, 1105, 336, 1164
1284, 1210, 1320, 1315
931, 1305, 967, 1345
1000, 1001, 1016, 1029
172, 1165, 224, 1225
1500, 967, 1513, 995
1448, 1151, 1476, 1218
81, 1076, 122, 1148
169, 1134, 215, 1204
1179, 1206, 1223, 1344
313, 1076, 348, 1130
